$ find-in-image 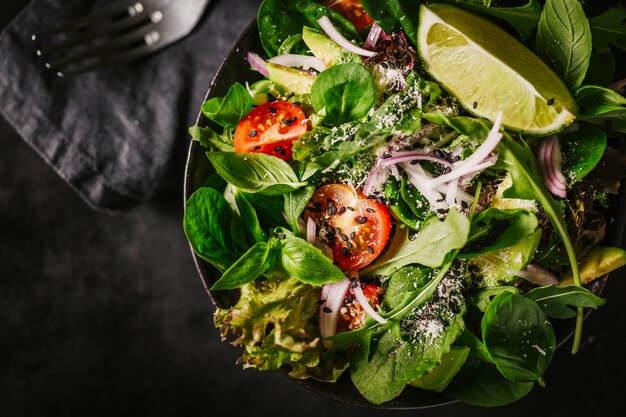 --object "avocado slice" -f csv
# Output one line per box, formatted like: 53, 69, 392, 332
266, 62, 316, 95
302, 26, 343, 66
409, 346, 470, 392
